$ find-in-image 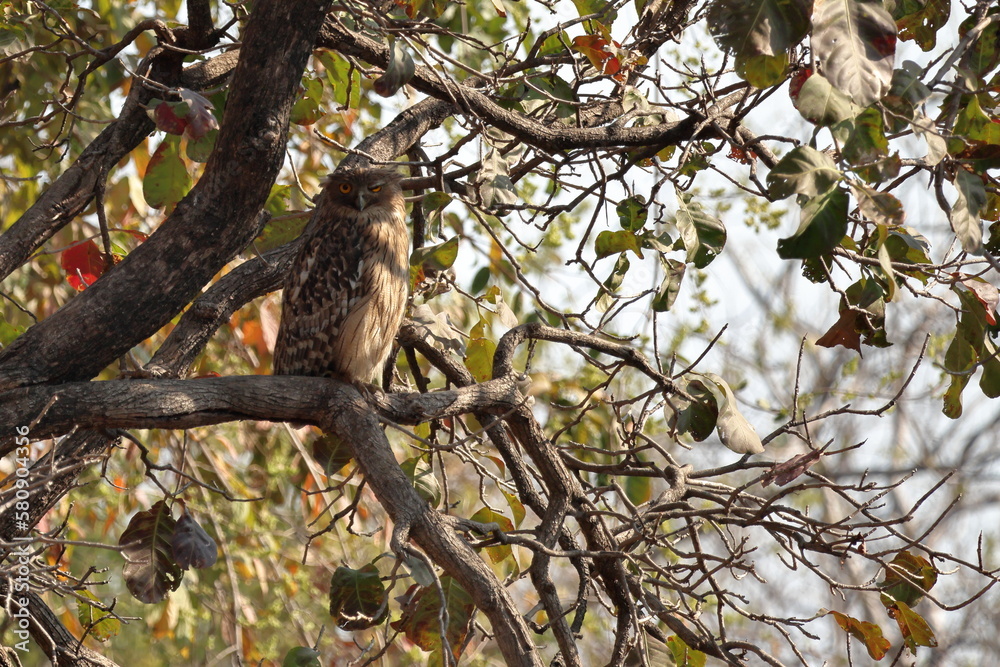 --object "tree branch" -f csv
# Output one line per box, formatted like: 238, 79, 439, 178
0, 0, 334, 390
0, 373, 540, 666
316, 16, 709, 153
0, 375, 524, 451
